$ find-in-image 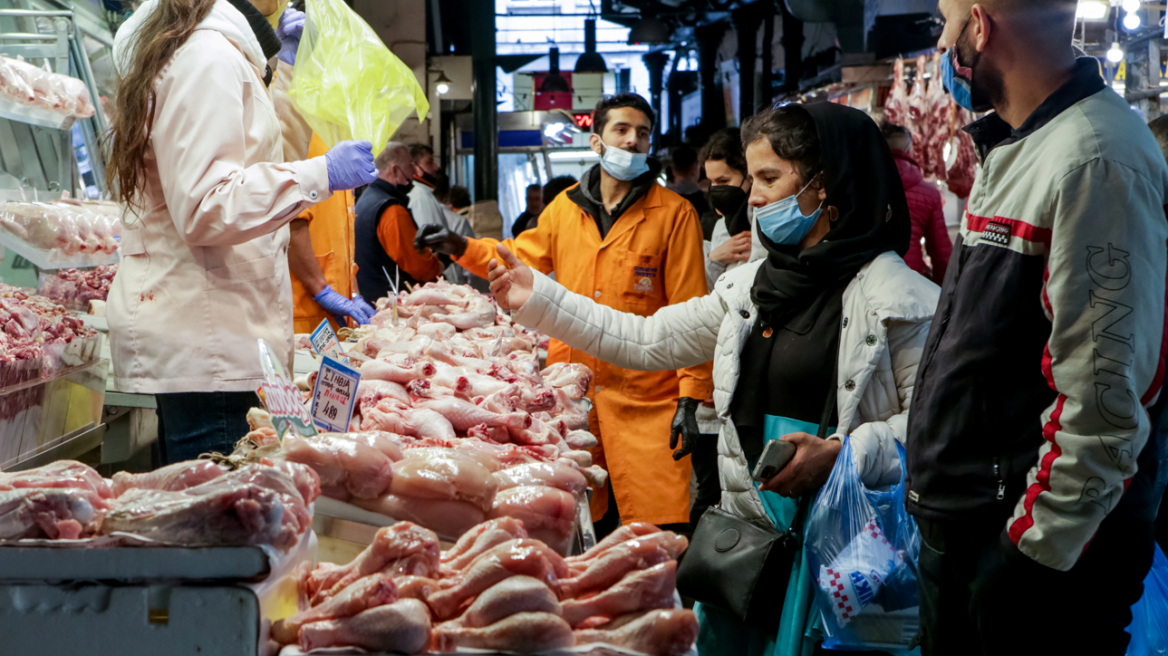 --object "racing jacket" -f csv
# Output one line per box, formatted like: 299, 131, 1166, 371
905, 59, 1168, 571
